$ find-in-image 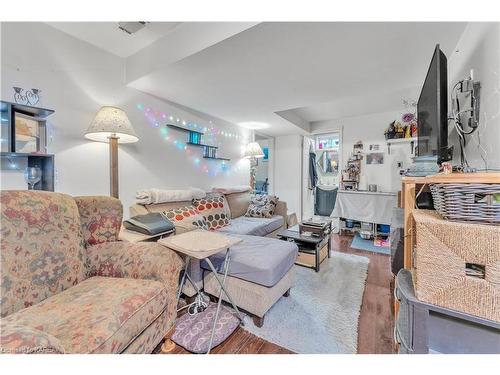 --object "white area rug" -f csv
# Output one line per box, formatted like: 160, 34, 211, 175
242, 251, 369, 353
